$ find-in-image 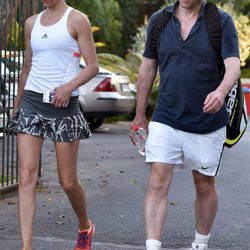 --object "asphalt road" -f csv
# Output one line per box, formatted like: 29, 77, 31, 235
0, 121, 250, 250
